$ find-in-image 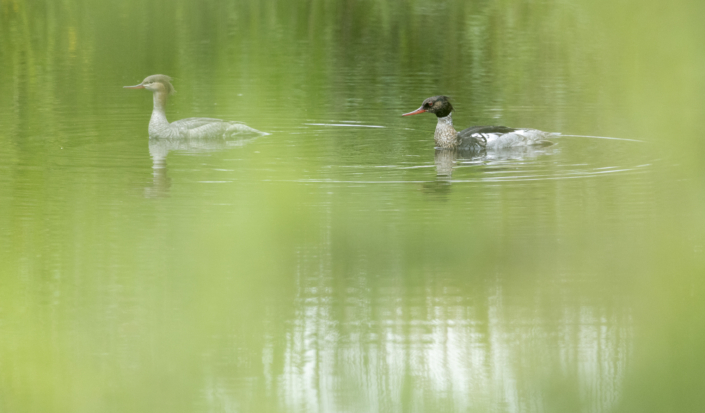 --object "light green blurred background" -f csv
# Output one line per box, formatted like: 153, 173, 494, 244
1, 0, 704, 412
